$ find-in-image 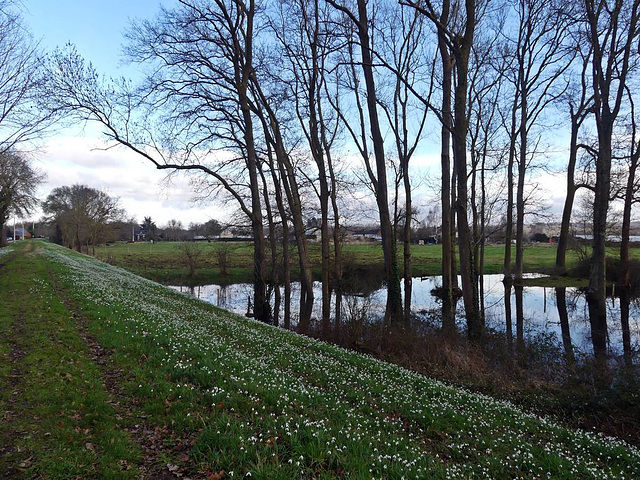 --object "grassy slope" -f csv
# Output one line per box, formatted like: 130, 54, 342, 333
0, 243, 140, 478
1, 241, 639, 479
